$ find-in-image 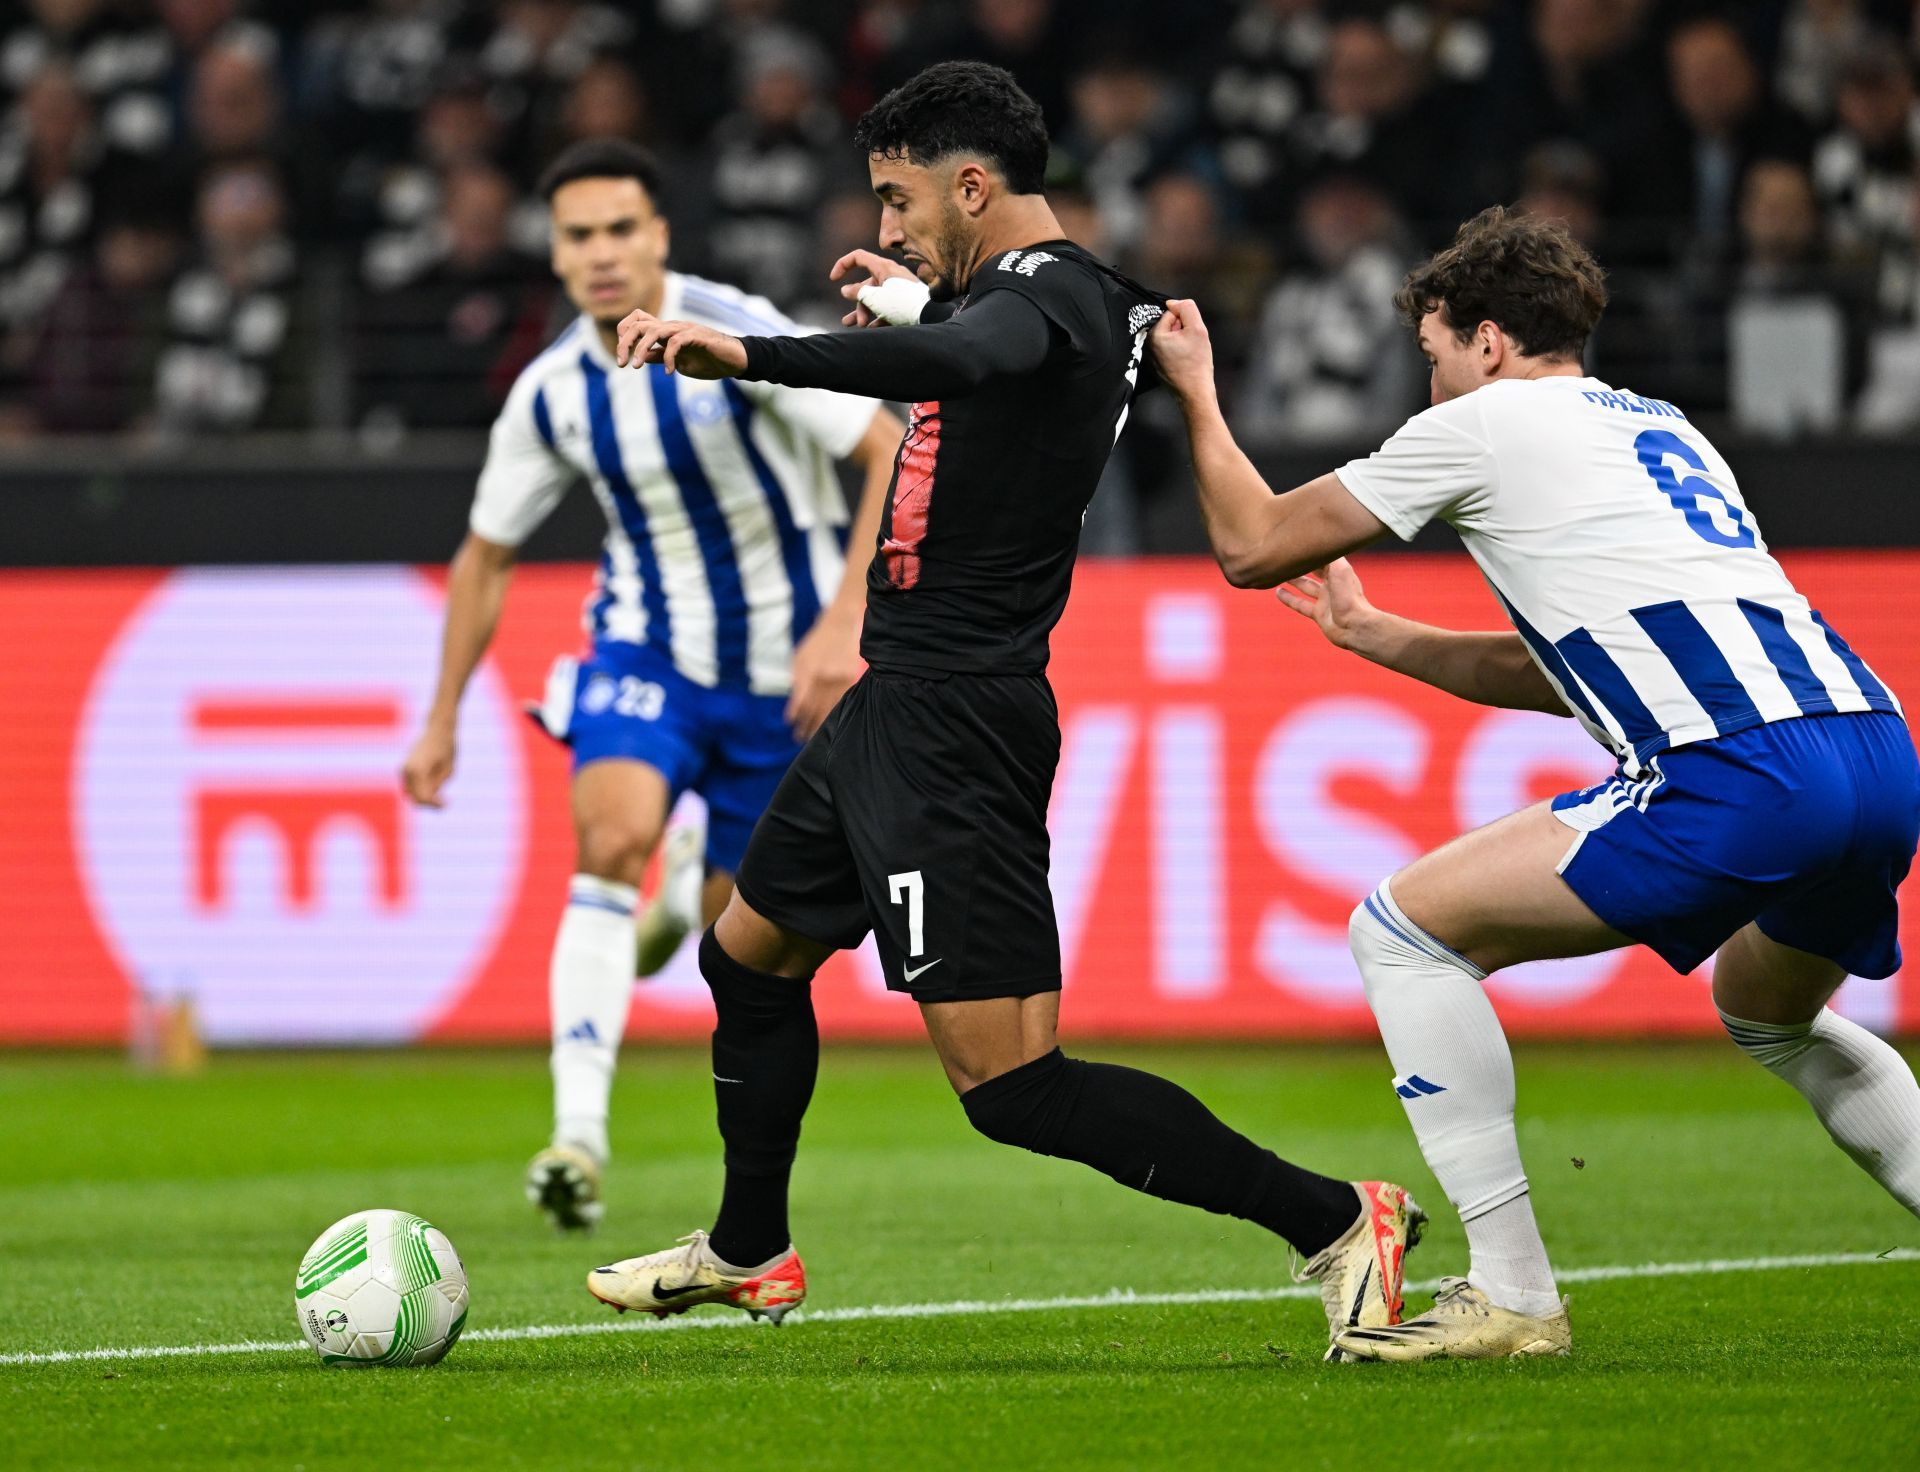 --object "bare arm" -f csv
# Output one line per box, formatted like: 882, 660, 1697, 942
1150, 299, 1390, 586
785, 406, 904, 739
1279, 560, 1567, 715
401, 531, 519, 807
